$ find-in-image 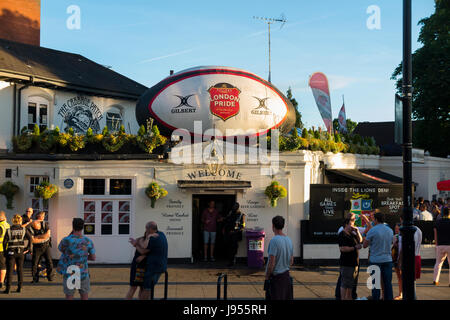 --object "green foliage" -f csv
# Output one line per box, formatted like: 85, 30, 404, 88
264, 181, 287, 207
145, 182, 168, 208
12, 124, 167, 155
332, 118, 358, 134
286, 87, 303, 129
0, 181, 19, 209
301, 128, 309, 139
391, 1, 450, 157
